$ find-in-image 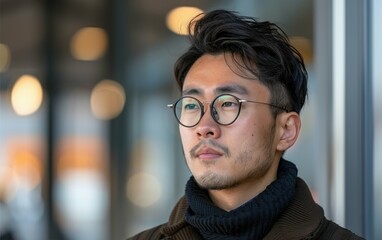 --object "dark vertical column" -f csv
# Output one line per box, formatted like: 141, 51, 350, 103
344, 0, 370, 237
363, 0, 374, 238
313, 0, 333, 215
44, 0, 60, 239
108, 0, 129, 239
